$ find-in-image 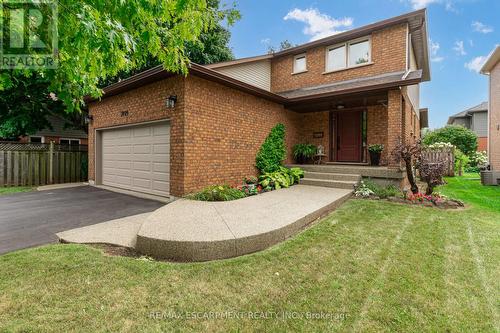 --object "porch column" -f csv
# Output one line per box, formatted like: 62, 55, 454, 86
387, 89, 402, 168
